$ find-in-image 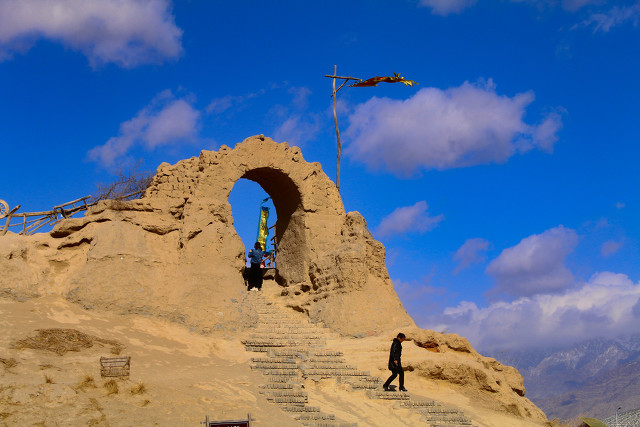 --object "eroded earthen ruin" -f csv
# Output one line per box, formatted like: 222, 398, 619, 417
0, 135, 549, 423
